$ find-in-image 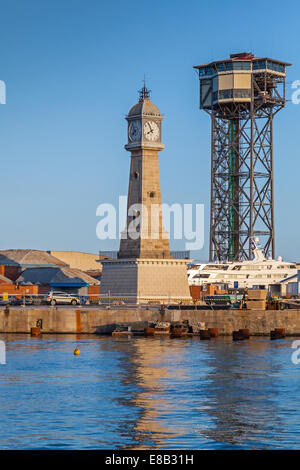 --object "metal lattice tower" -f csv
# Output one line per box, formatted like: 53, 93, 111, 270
194, 52, 291, 261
